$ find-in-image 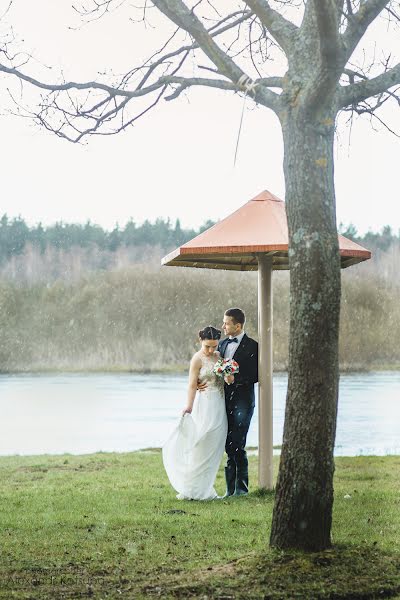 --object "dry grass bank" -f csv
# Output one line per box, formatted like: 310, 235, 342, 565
0, 266, 398, 372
